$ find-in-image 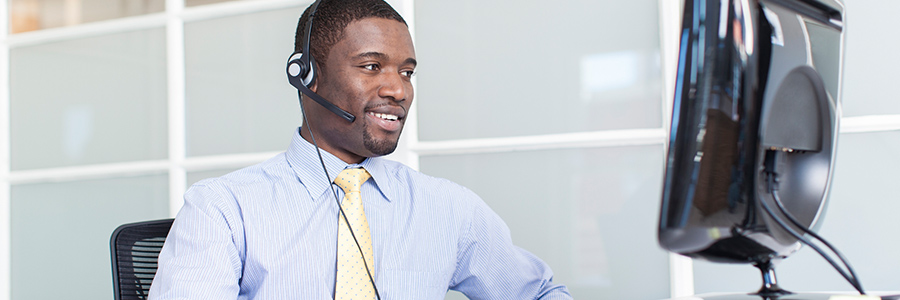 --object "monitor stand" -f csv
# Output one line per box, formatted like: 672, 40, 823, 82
676, 259, 899, 300
754, 260, 790, 298
681, 293, 866, 300
692, 259, 811, 300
